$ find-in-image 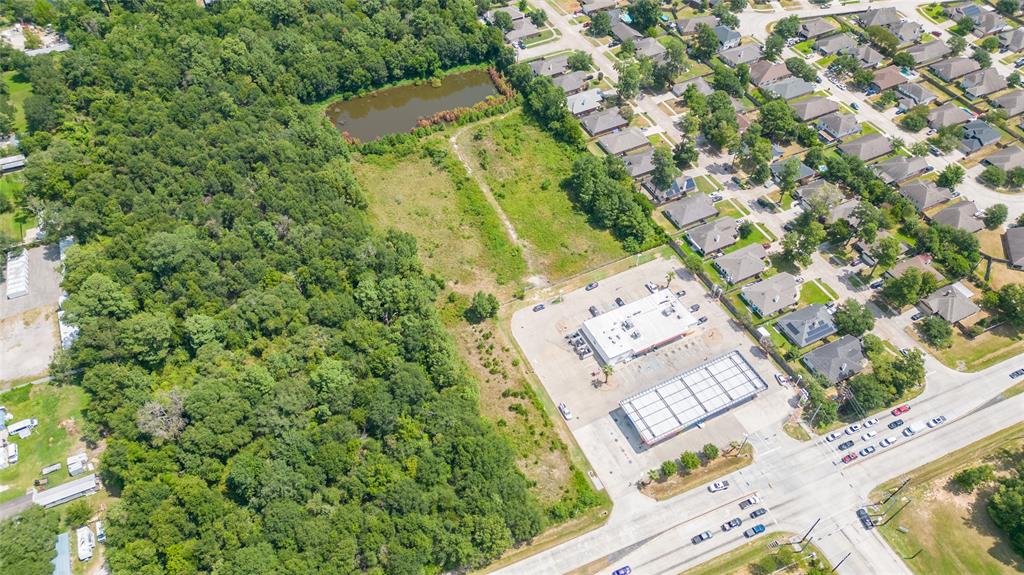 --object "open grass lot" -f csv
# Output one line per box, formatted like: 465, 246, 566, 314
874, 422, 1024, 575
908, 323, 1024, 372
681, 531, 831, 575
986, 261, 1024, 290
0, 174, 31, 243
799, 279, 834, 305
352, 144, 526, 298
725, 224, 771, 254
458, 111, 627, 280
715, 198, 747, 220
0, 384, 87, 504
978, 228, 1006, 259
3, 71, 32, 133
